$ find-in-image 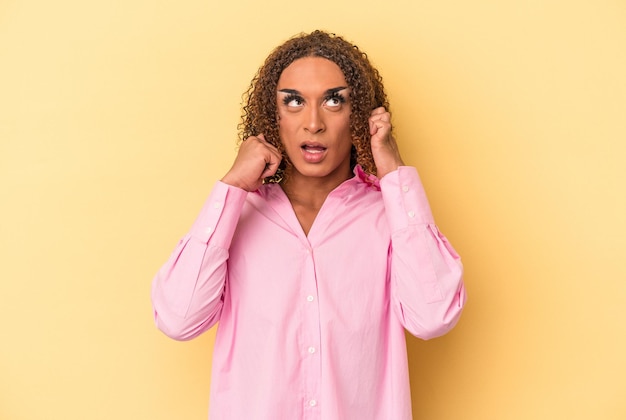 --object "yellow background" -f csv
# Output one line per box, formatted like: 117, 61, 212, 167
1, 0, 625, 418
